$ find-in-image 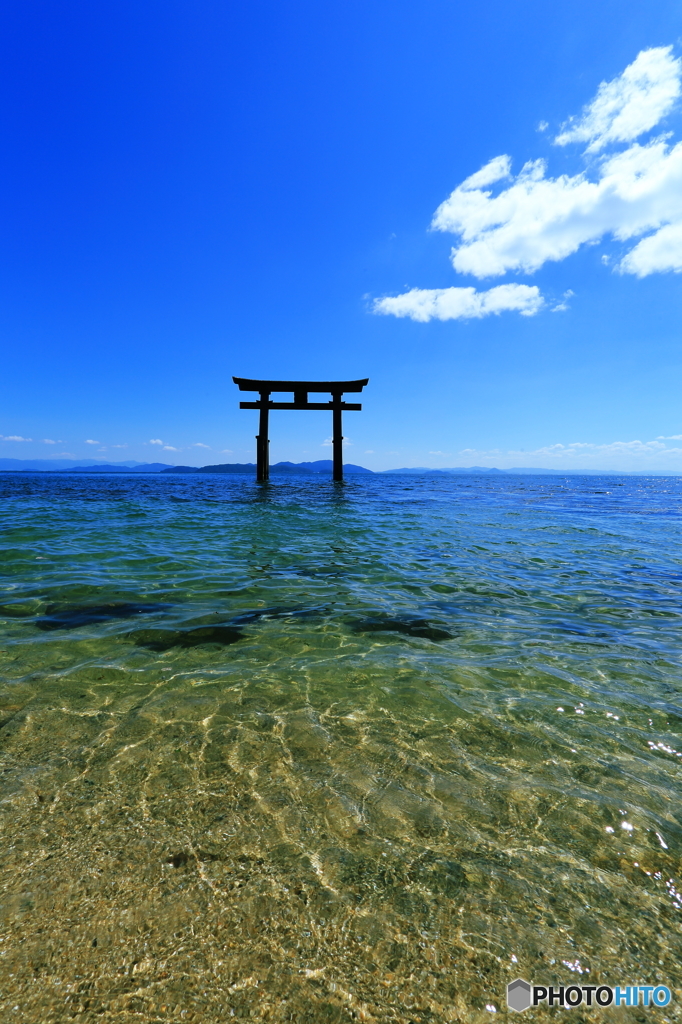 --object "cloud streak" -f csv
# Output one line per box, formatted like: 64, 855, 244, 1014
554, 47, 680, 152
373, 283, 543, 321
